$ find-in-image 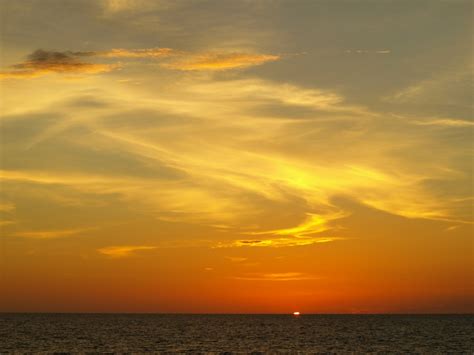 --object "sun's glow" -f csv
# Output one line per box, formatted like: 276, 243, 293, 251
293, 311, 301, 316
